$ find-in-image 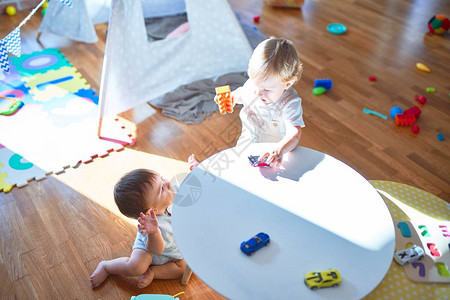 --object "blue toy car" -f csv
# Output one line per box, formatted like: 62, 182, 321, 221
240, 232, 270, 255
